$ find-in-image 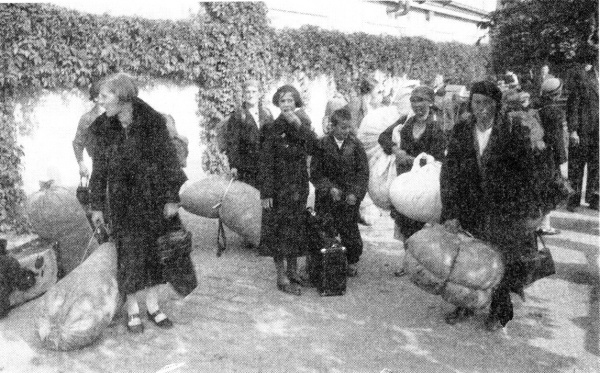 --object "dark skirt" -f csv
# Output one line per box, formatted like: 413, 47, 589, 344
115, 228, 166, 295
390, 207, 425, 240
259, 195, 308, 259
